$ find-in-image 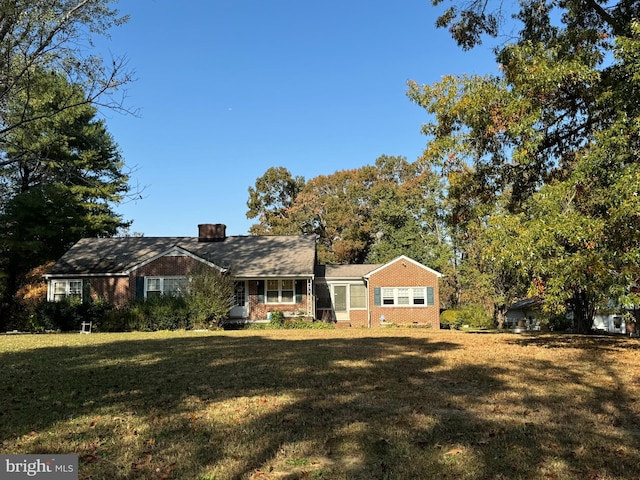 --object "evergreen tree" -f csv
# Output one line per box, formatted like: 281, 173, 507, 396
0, 71, 129, 321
